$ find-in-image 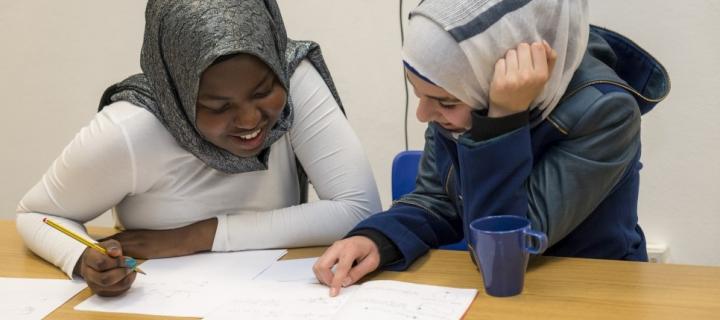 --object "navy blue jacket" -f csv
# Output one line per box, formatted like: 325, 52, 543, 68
352, 26, 670, 270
